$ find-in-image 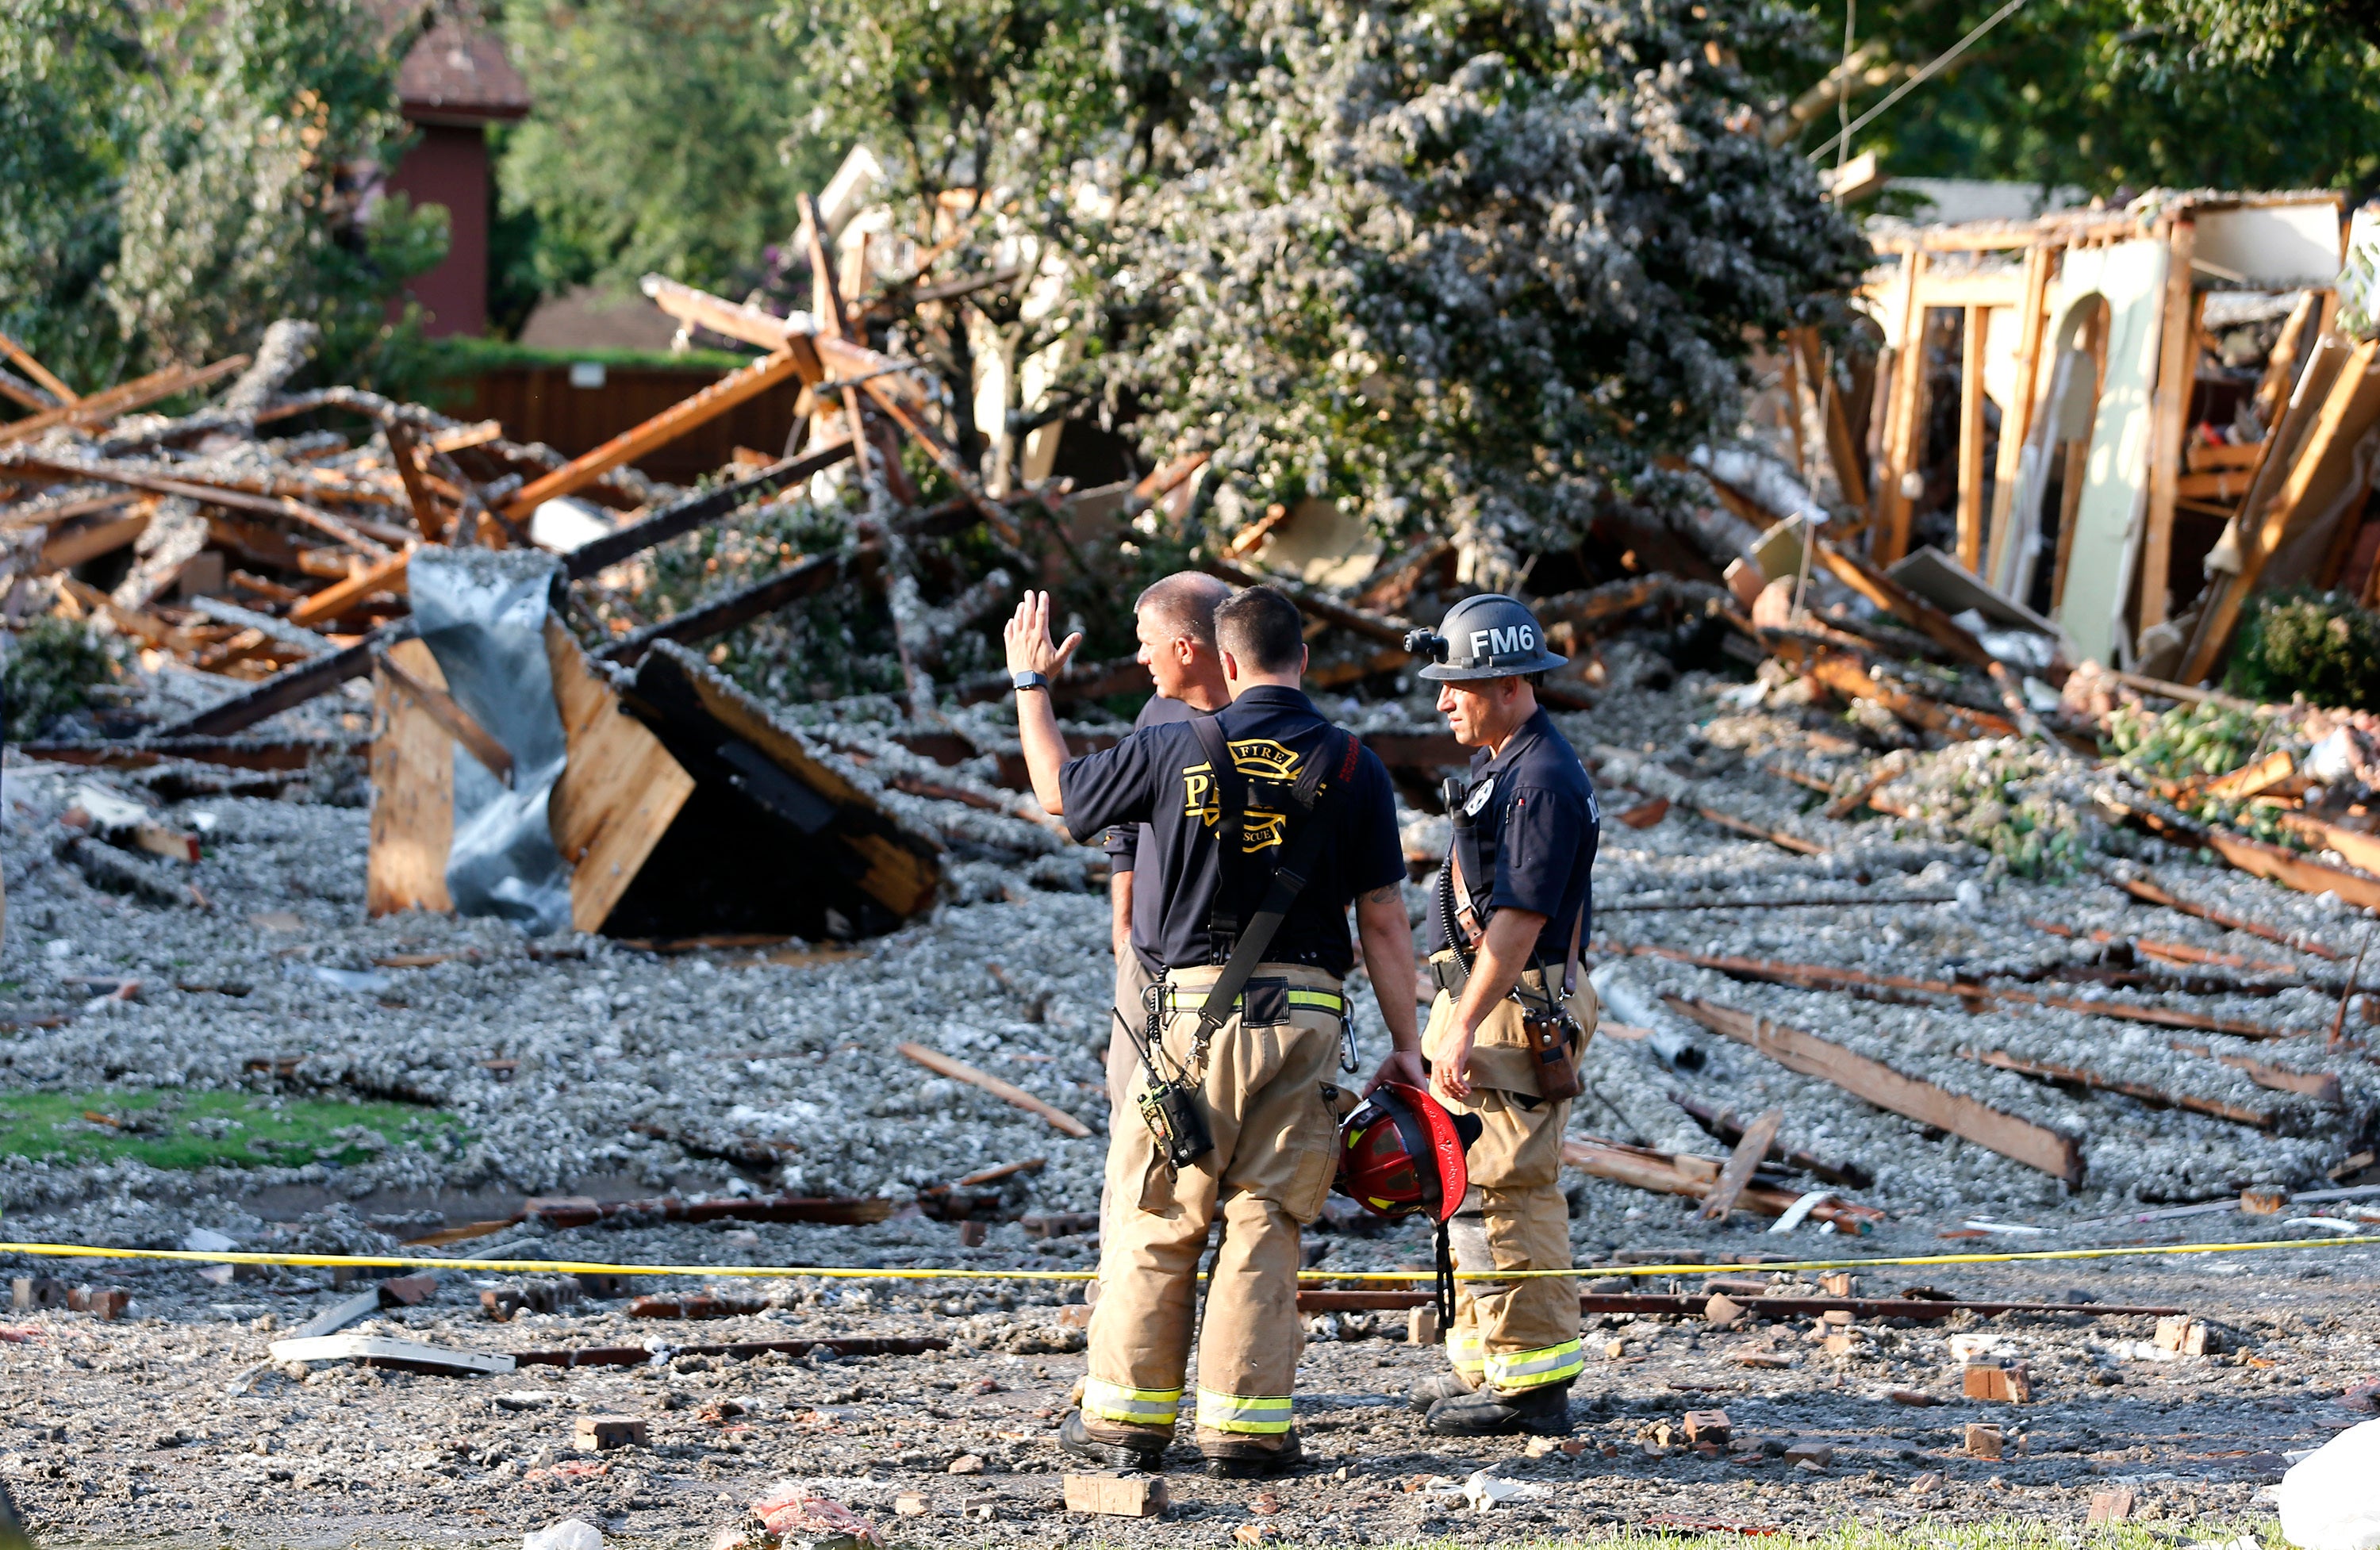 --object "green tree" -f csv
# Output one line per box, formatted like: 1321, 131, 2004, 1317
1772, 0, 2380, 195
493, 0, 839, 314
1067, 0, 1872, 577
0, 0, 443, 390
